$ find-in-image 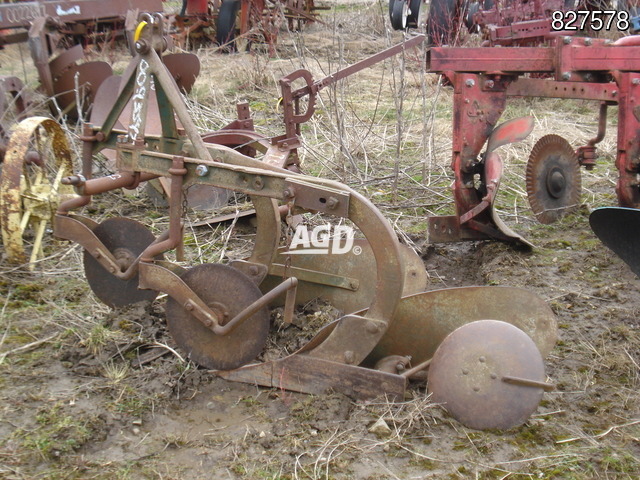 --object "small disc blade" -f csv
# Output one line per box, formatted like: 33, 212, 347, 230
83, 218, 161, 308
428, 320, 547, 430
165, 263, 270, 370
526, 134, 581, 224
